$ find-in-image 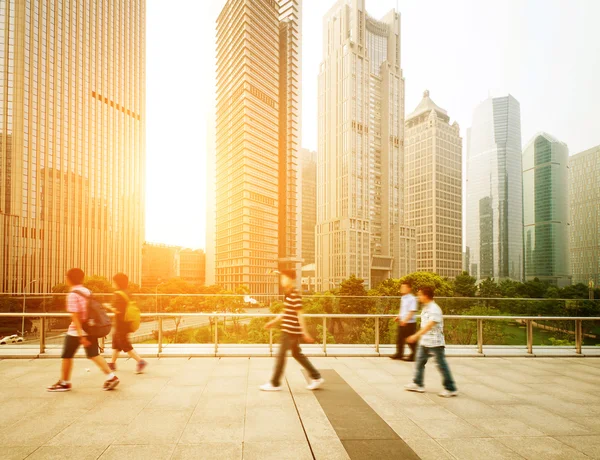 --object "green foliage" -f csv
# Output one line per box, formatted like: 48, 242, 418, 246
453, 271, 477, 297
84, 276, 114, 294
478, 277, 500, 297
399, 272, 454, 297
